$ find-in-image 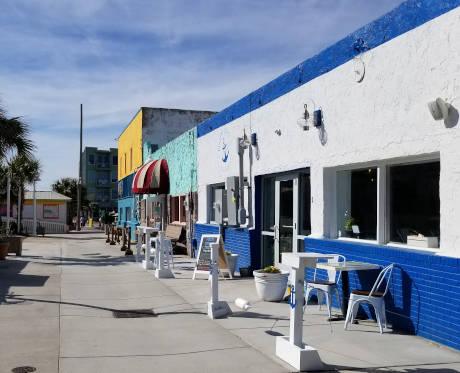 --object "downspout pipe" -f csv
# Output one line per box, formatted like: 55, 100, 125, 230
237, 138, 247, 225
